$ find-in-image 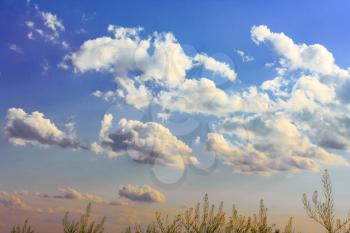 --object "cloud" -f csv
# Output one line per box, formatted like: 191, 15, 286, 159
41, 58, 50, 74
107, 24, 143, 38
0, 192, 46, 213
251, 25, 348, 77
70, 26, 281, 118
193, 54, 237, 80
69, 25, 237, 112
92, 114, 198, 169
0, 192, 29, 210
293, 108, 350, 152
4, 108, 83, 149
62, 41, 70, 50
41, 11, 64, 32
209, 113, 348, 175
92, 90, 118, 102
157, 78, 272, 115
157, 78, 242, 115
116, 77, 153, 109
67, 23, 350, 175
25, 20, 34, 28
261, 76, 290, 97
235, 49, 254, 63
118, 185, 165, 203
283, 75, 336, 112
248, 26, 350, 168
57, 54, 71, 70
9, 44, 23, 54
37, 188, 106, 203
25, 4, 65, 43
71, 27, 192, 88
37, 188, 128, 206
109, 200, 129, 206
